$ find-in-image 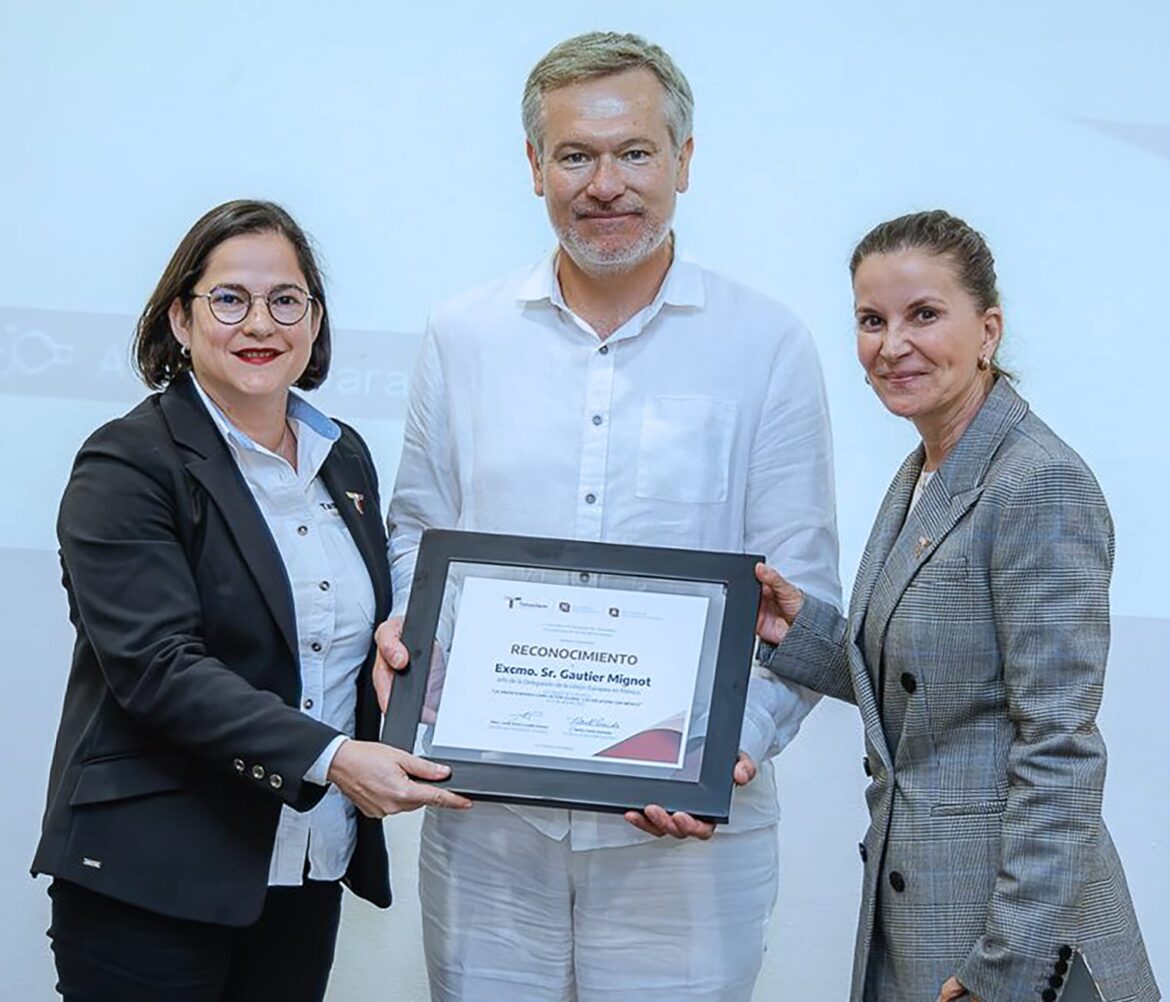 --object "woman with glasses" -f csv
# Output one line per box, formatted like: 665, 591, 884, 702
33, 199, 470, 1002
